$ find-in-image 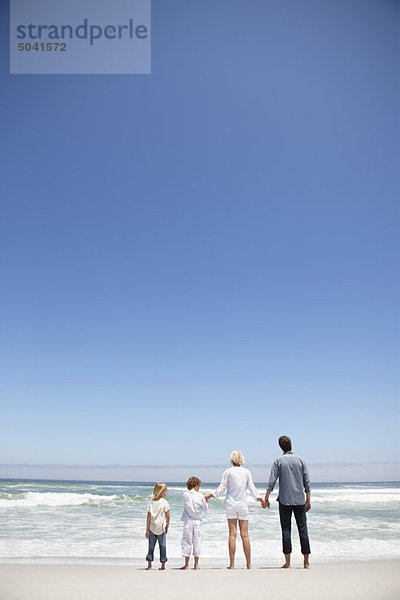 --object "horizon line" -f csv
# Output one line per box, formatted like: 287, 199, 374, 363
1, 477, 399, 484
1, 461, 399, 468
